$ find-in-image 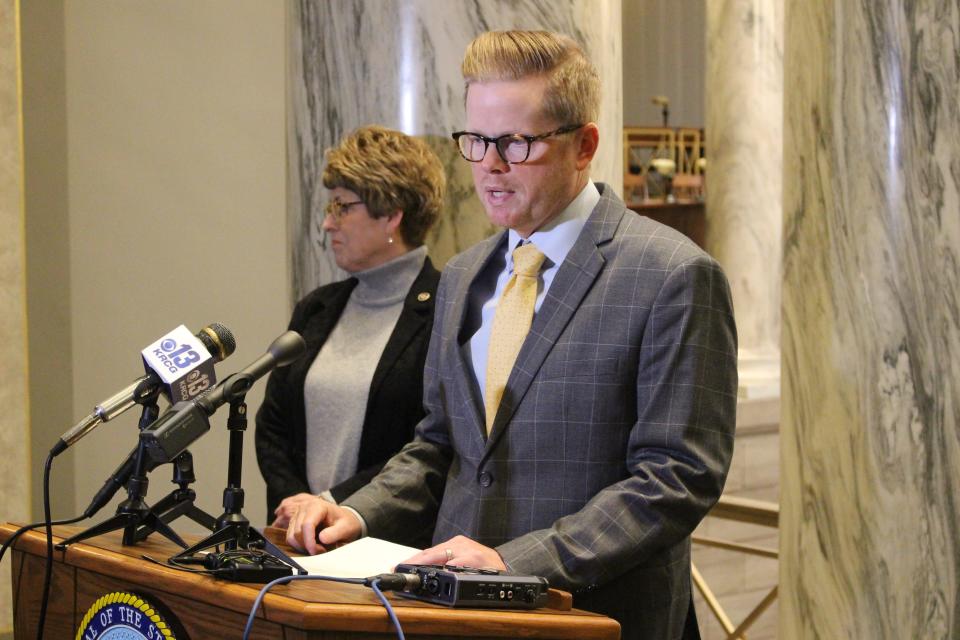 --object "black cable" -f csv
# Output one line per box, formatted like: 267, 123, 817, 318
0, 515, 86, 564
36, 450, 55, 640
146, 549, 283, 575
141, 553, 219, 575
